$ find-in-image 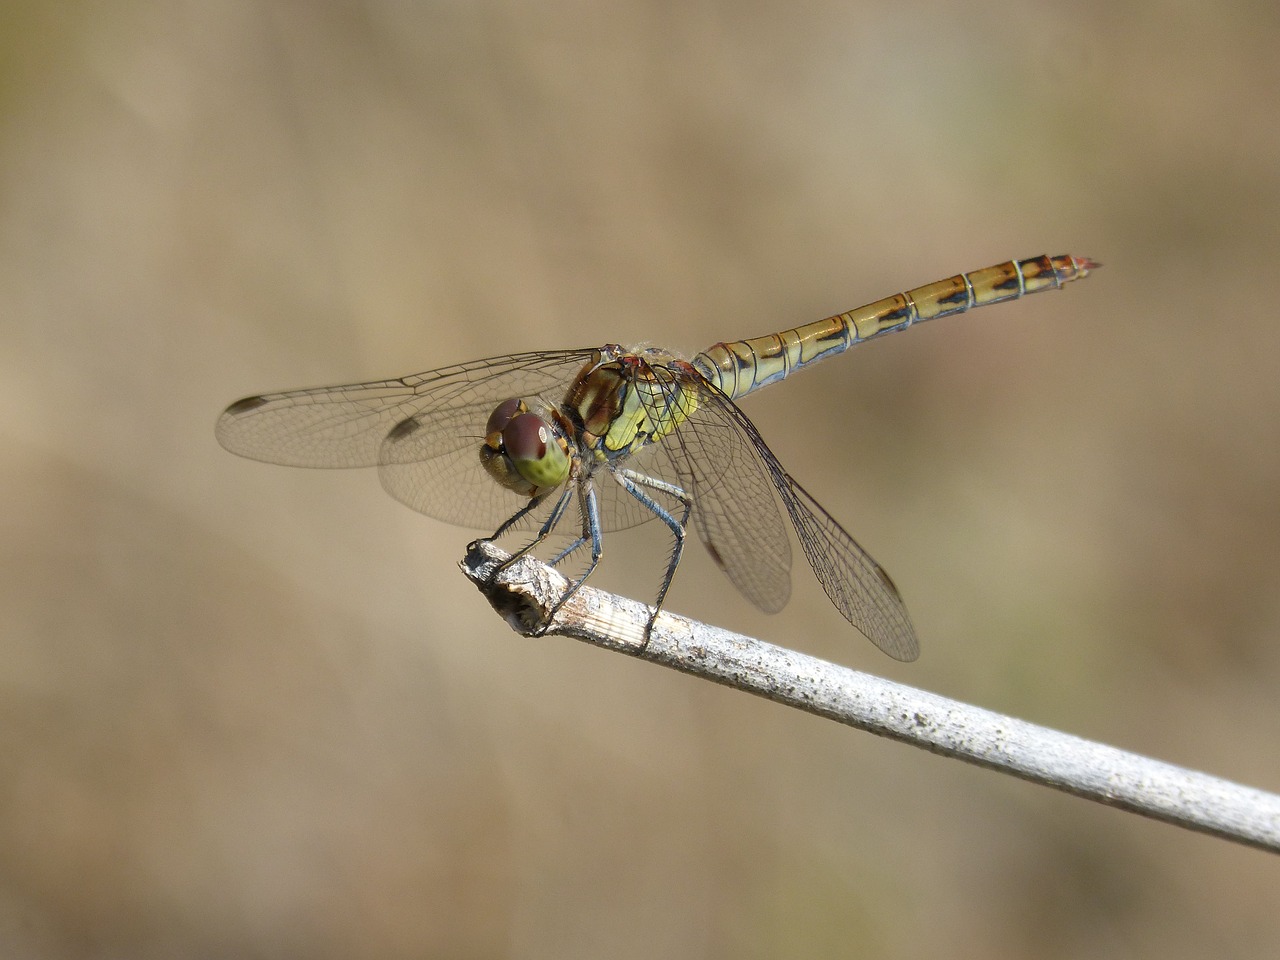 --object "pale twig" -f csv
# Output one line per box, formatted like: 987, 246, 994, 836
461, 540, 1280, 855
